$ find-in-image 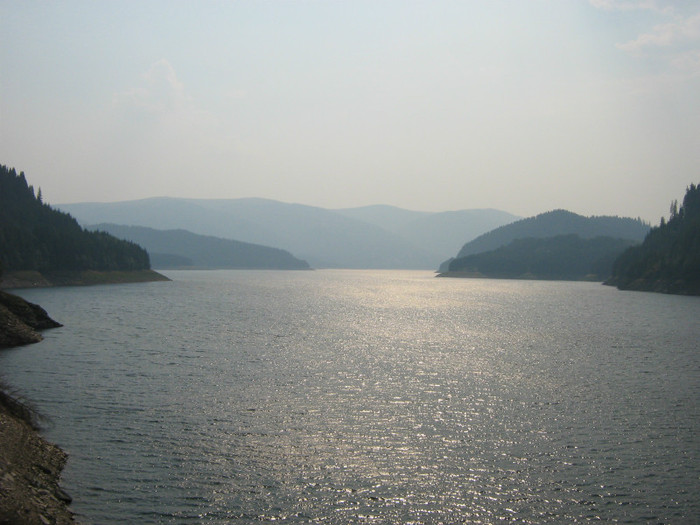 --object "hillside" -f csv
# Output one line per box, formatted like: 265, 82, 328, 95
606, 184, 700, 295
92, 224, 310, 270
0, 165, 167, 287
59, 199, 520, 269
336, 205, 520, 263
442, 234, 636, 281
59, 198, 437, 269
452, 209, 649, 261
334, 205, 431, 232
